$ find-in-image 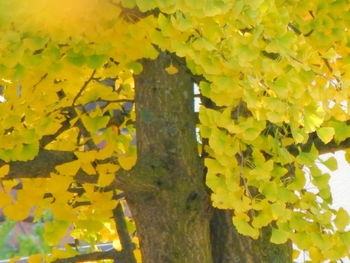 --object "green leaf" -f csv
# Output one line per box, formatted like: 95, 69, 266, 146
330, 121, 350, 142
171, 11, 194, 32
126, 61, 143, 75
340, 231, 350, 246
323, 157, 338, 171
199, 81, 211, 98
292, 232, 313, 250
296, 151, 318, 166
317, 127, 335, 144
20, 142, 39, 161
318, 188, 332, 202
243, 127, 261, 141
44, 220, 70, 246
81, 116, 110, 134
135, 0, 157, 12
260, 181, 277, 201
277, 187, 298, 203
288, 167, 306, 190
13, 64, 25, 79
291, 126, 307, 144
271, 227, 289, 244
252, 210, 272, 228
312, 173, 330, 189
310, 233, 330, 250
334, 208, 349, 231
86, 54, 108, 69
209, 128, 229, 155
232, 217, 259, 239
66, 51, 85, 66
